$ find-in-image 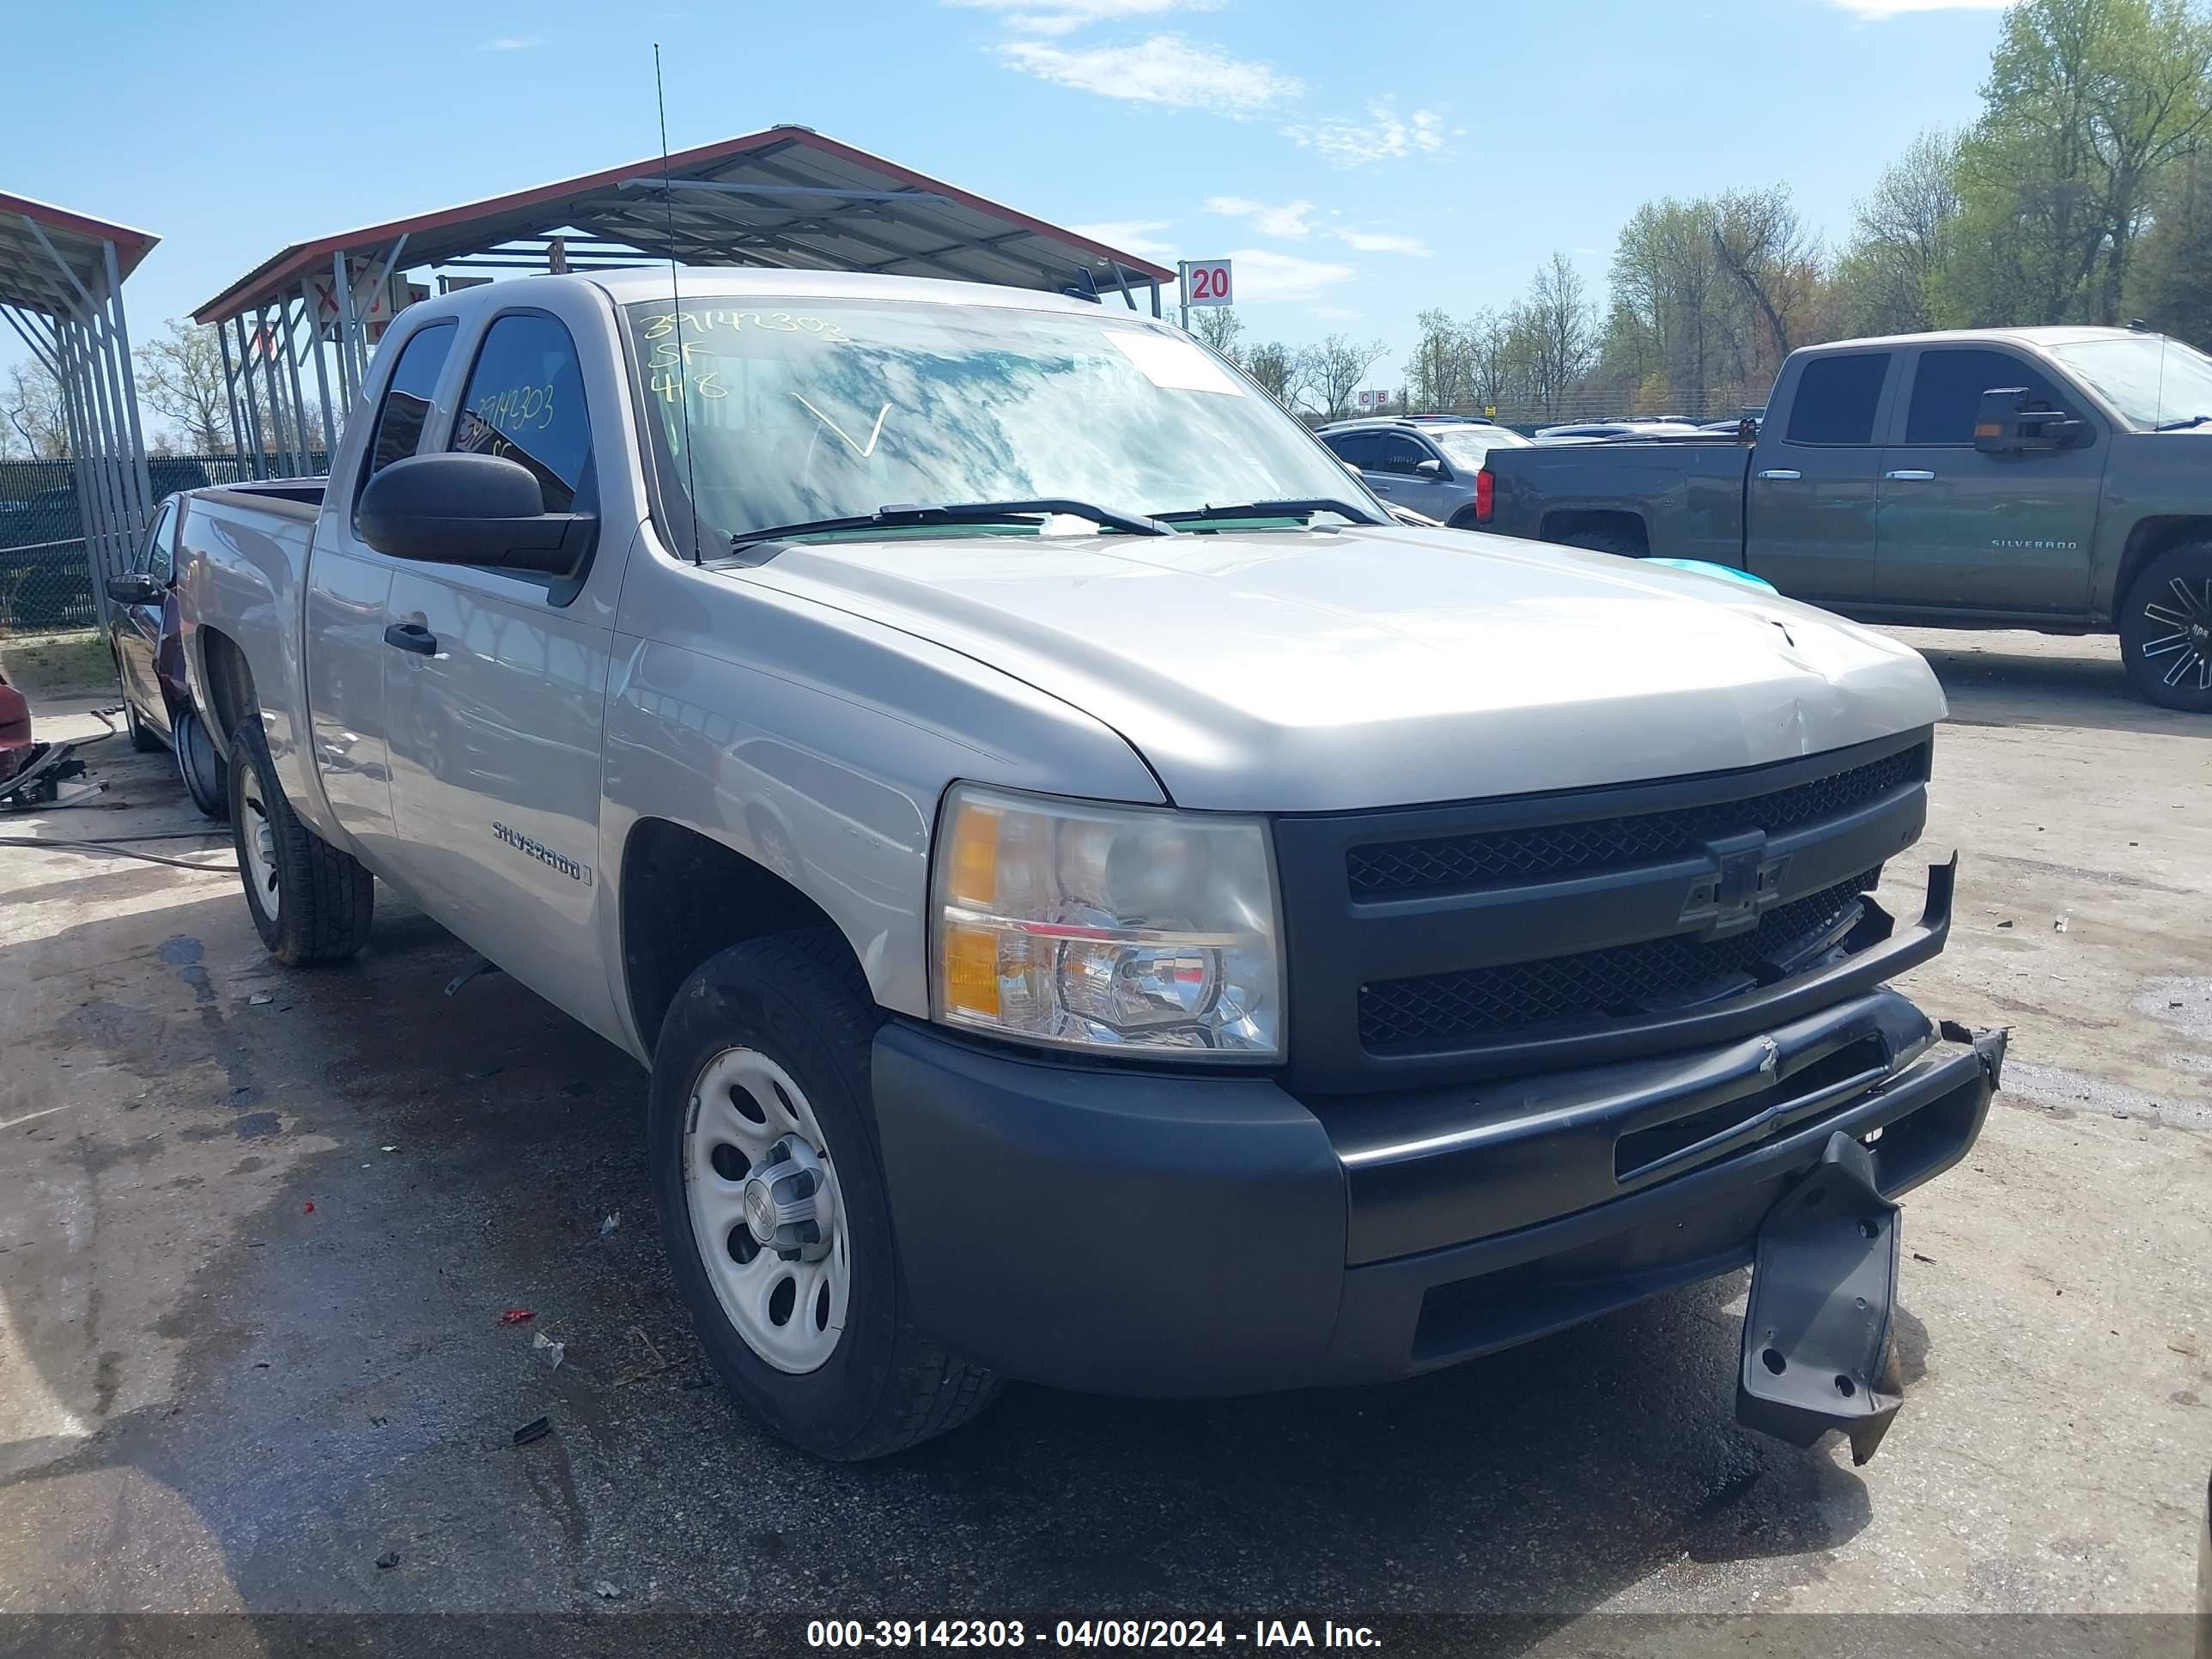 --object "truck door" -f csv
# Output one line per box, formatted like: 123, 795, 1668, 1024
308, 317, 459, 866
380, 305, 621, 1034
1874, 345, 2103, 617
113, 500, 176, 733
1743, 349, 1894, 604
